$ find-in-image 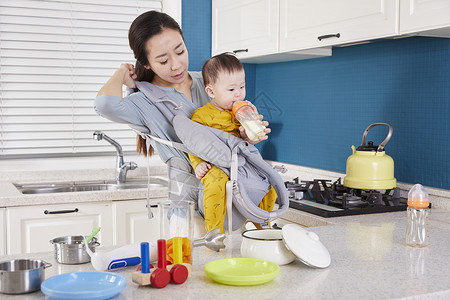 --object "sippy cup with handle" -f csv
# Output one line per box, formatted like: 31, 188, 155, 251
232, 101, 266, 142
